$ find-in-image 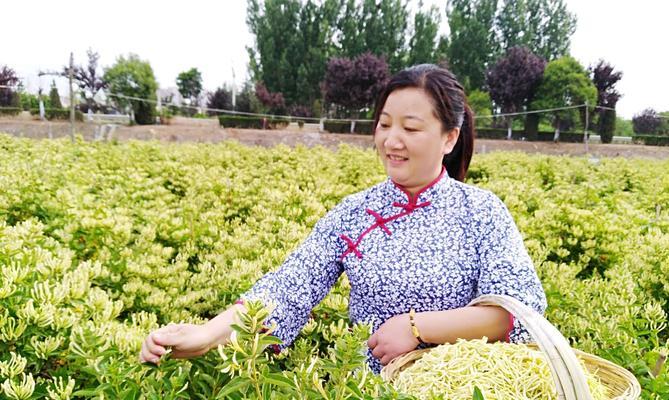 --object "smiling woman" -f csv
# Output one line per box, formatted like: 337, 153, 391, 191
140, 64, 546, 375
